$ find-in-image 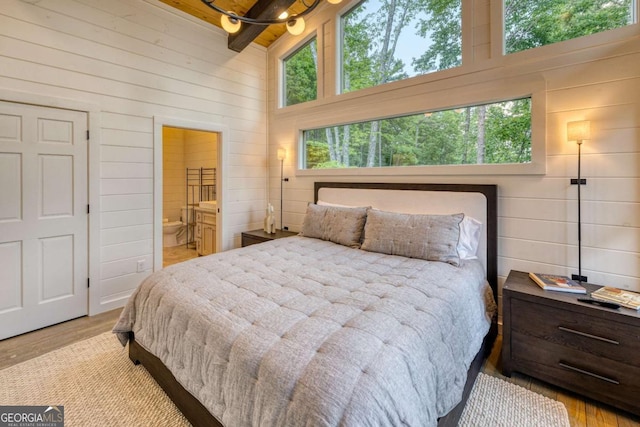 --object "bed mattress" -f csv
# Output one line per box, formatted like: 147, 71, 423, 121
114, 236, 495, 427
